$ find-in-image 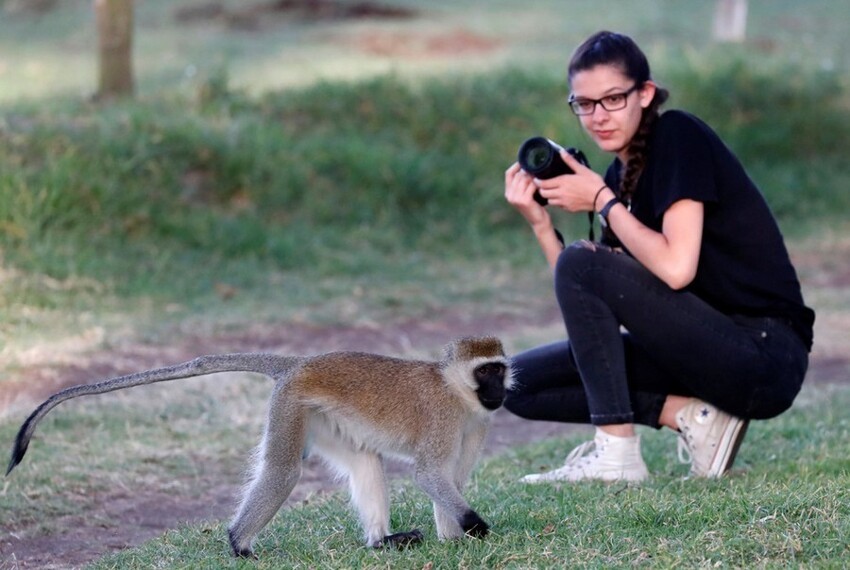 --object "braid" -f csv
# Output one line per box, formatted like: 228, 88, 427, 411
619, 87, 669, 205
